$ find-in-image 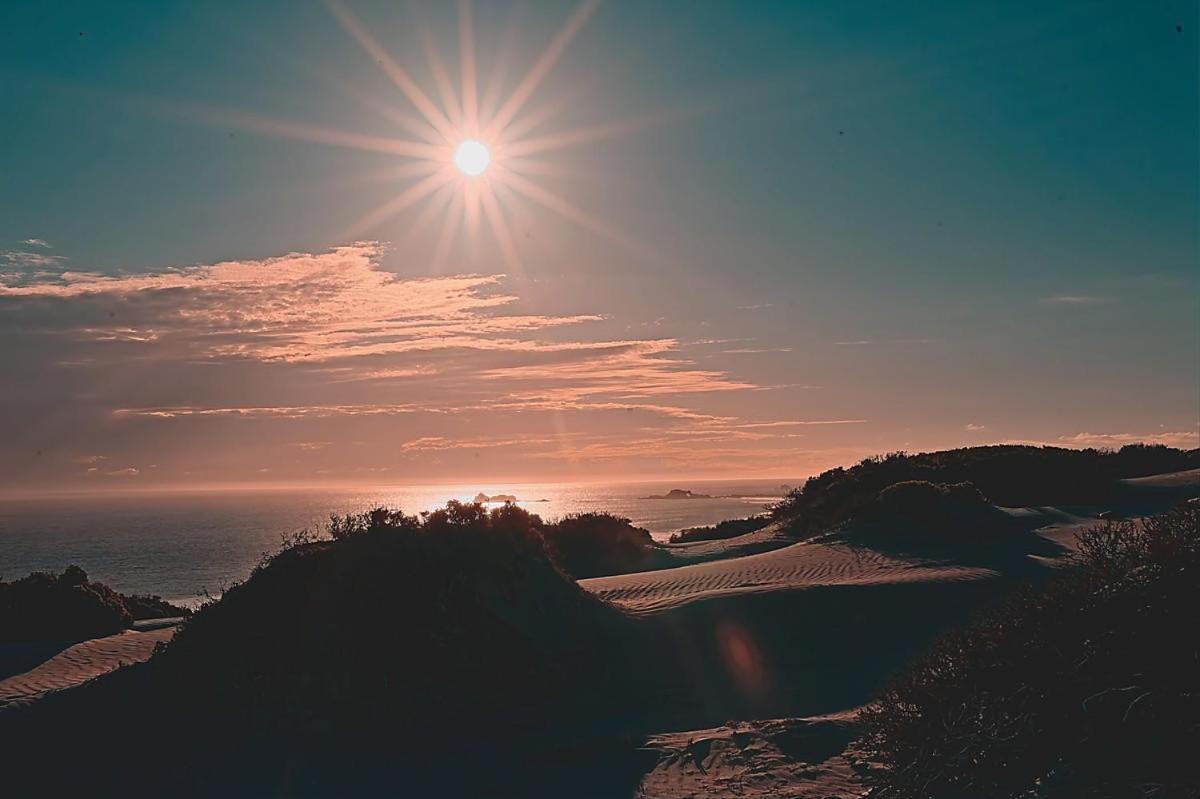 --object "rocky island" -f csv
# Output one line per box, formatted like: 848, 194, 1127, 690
473, 492, 519, 504
642, 489, 712, 500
